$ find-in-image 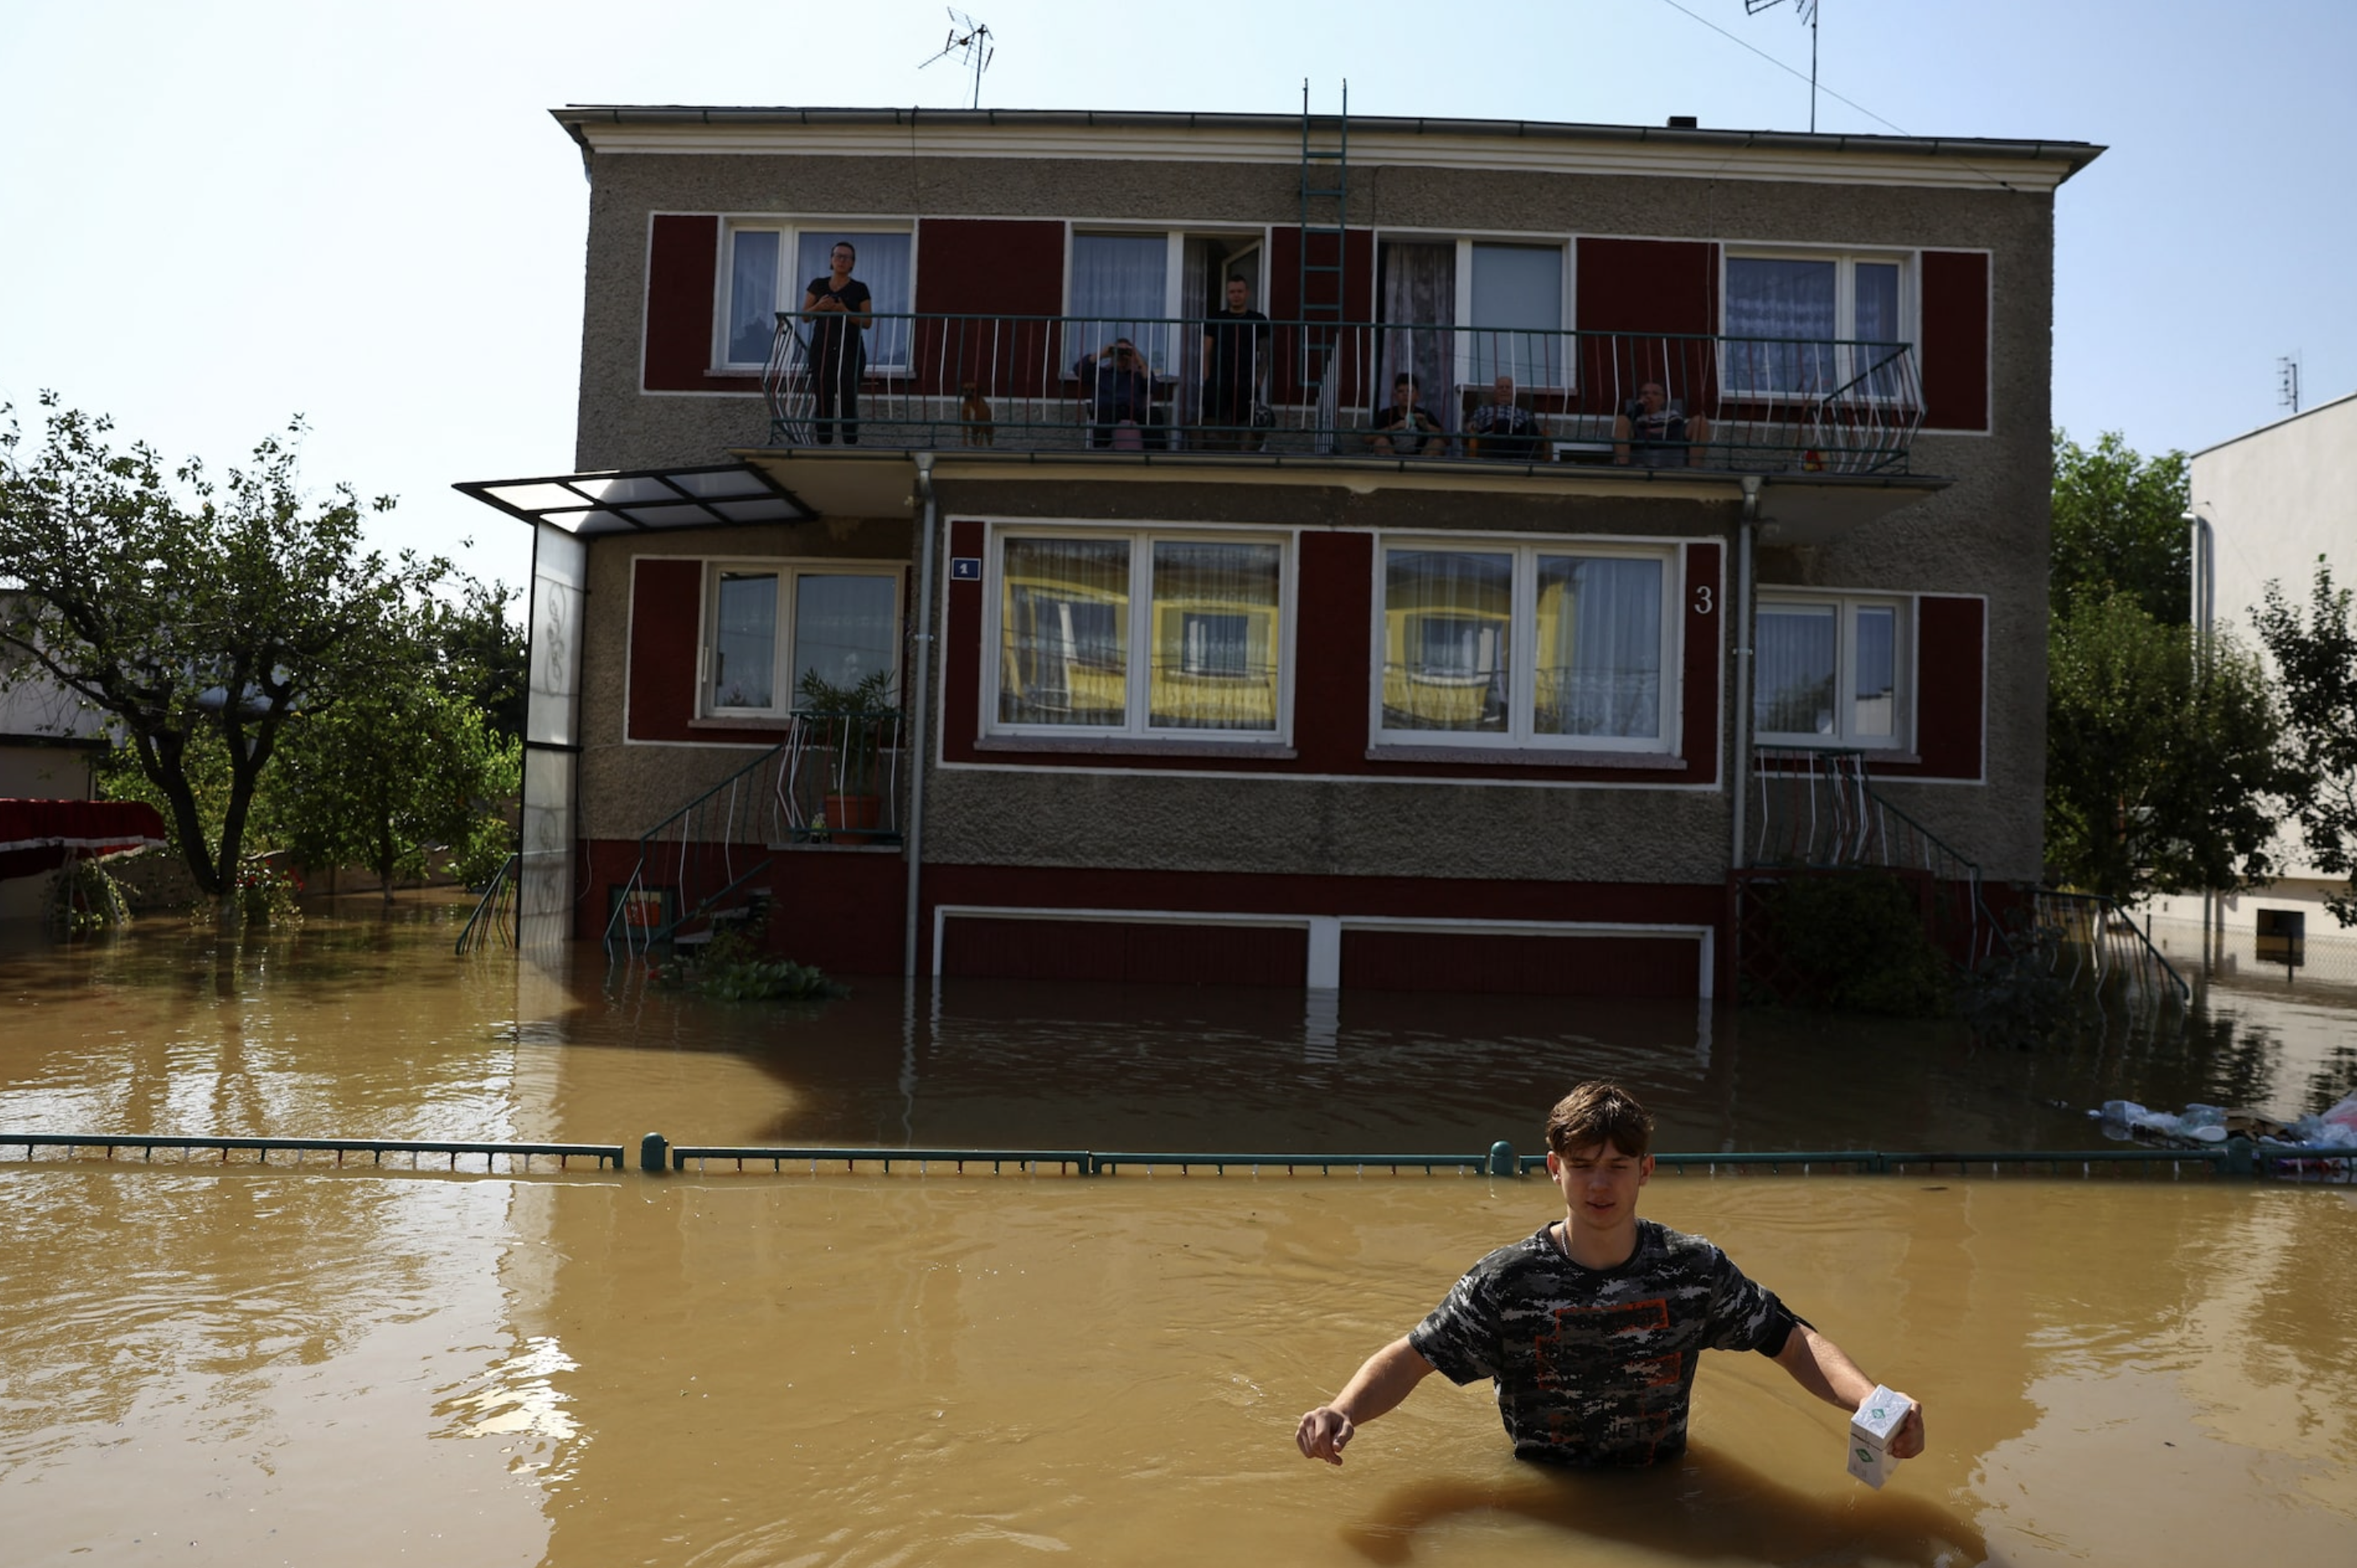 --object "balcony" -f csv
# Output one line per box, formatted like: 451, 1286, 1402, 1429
761, 312, 1924, 476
